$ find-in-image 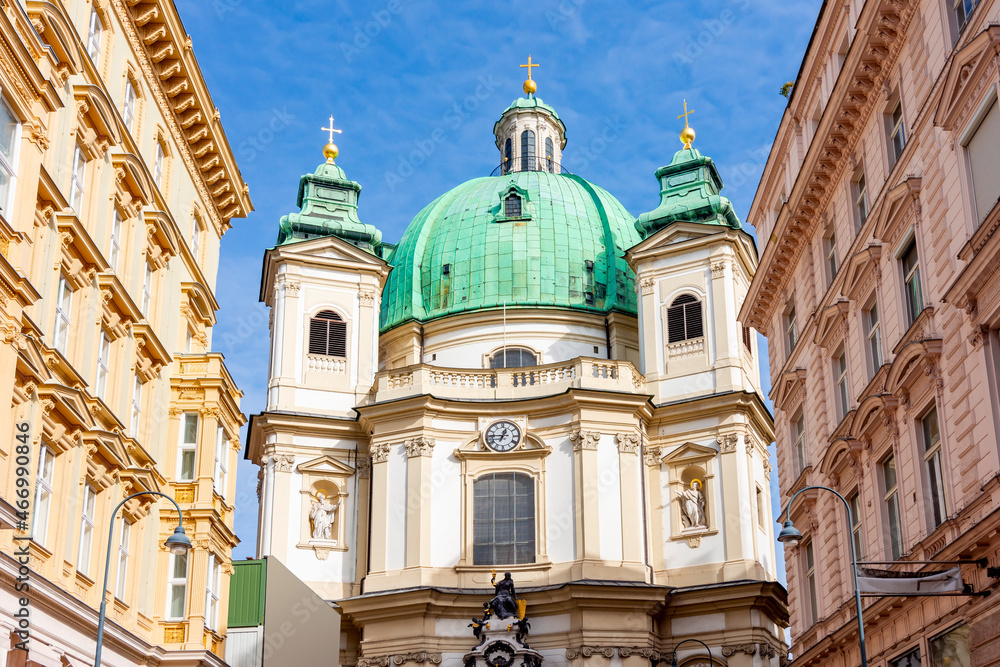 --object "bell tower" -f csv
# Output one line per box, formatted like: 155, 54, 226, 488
493, 57, 567, 173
